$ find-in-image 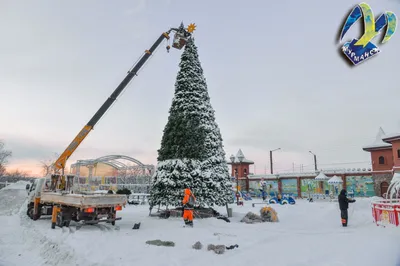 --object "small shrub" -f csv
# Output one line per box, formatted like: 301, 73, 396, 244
116, 188, 131, 195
